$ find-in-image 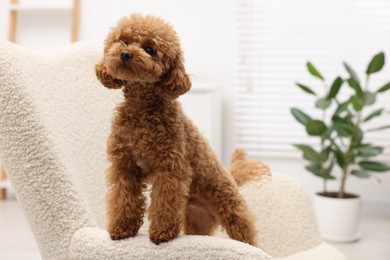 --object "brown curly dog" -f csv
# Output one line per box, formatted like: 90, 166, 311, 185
95, 14, 257, 245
